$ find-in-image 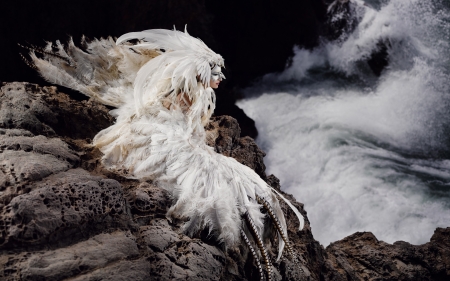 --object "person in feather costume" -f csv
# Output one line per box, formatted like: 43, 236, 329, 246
25, 27, 304, 280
